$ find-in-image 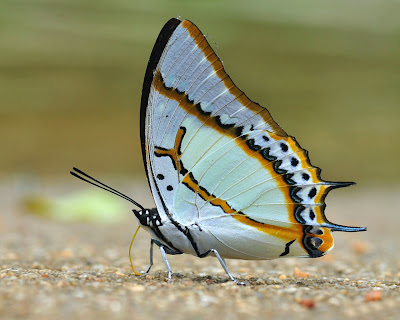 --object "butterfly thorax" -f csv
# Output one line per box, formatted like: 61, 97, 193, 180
133, 208, 174, 249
